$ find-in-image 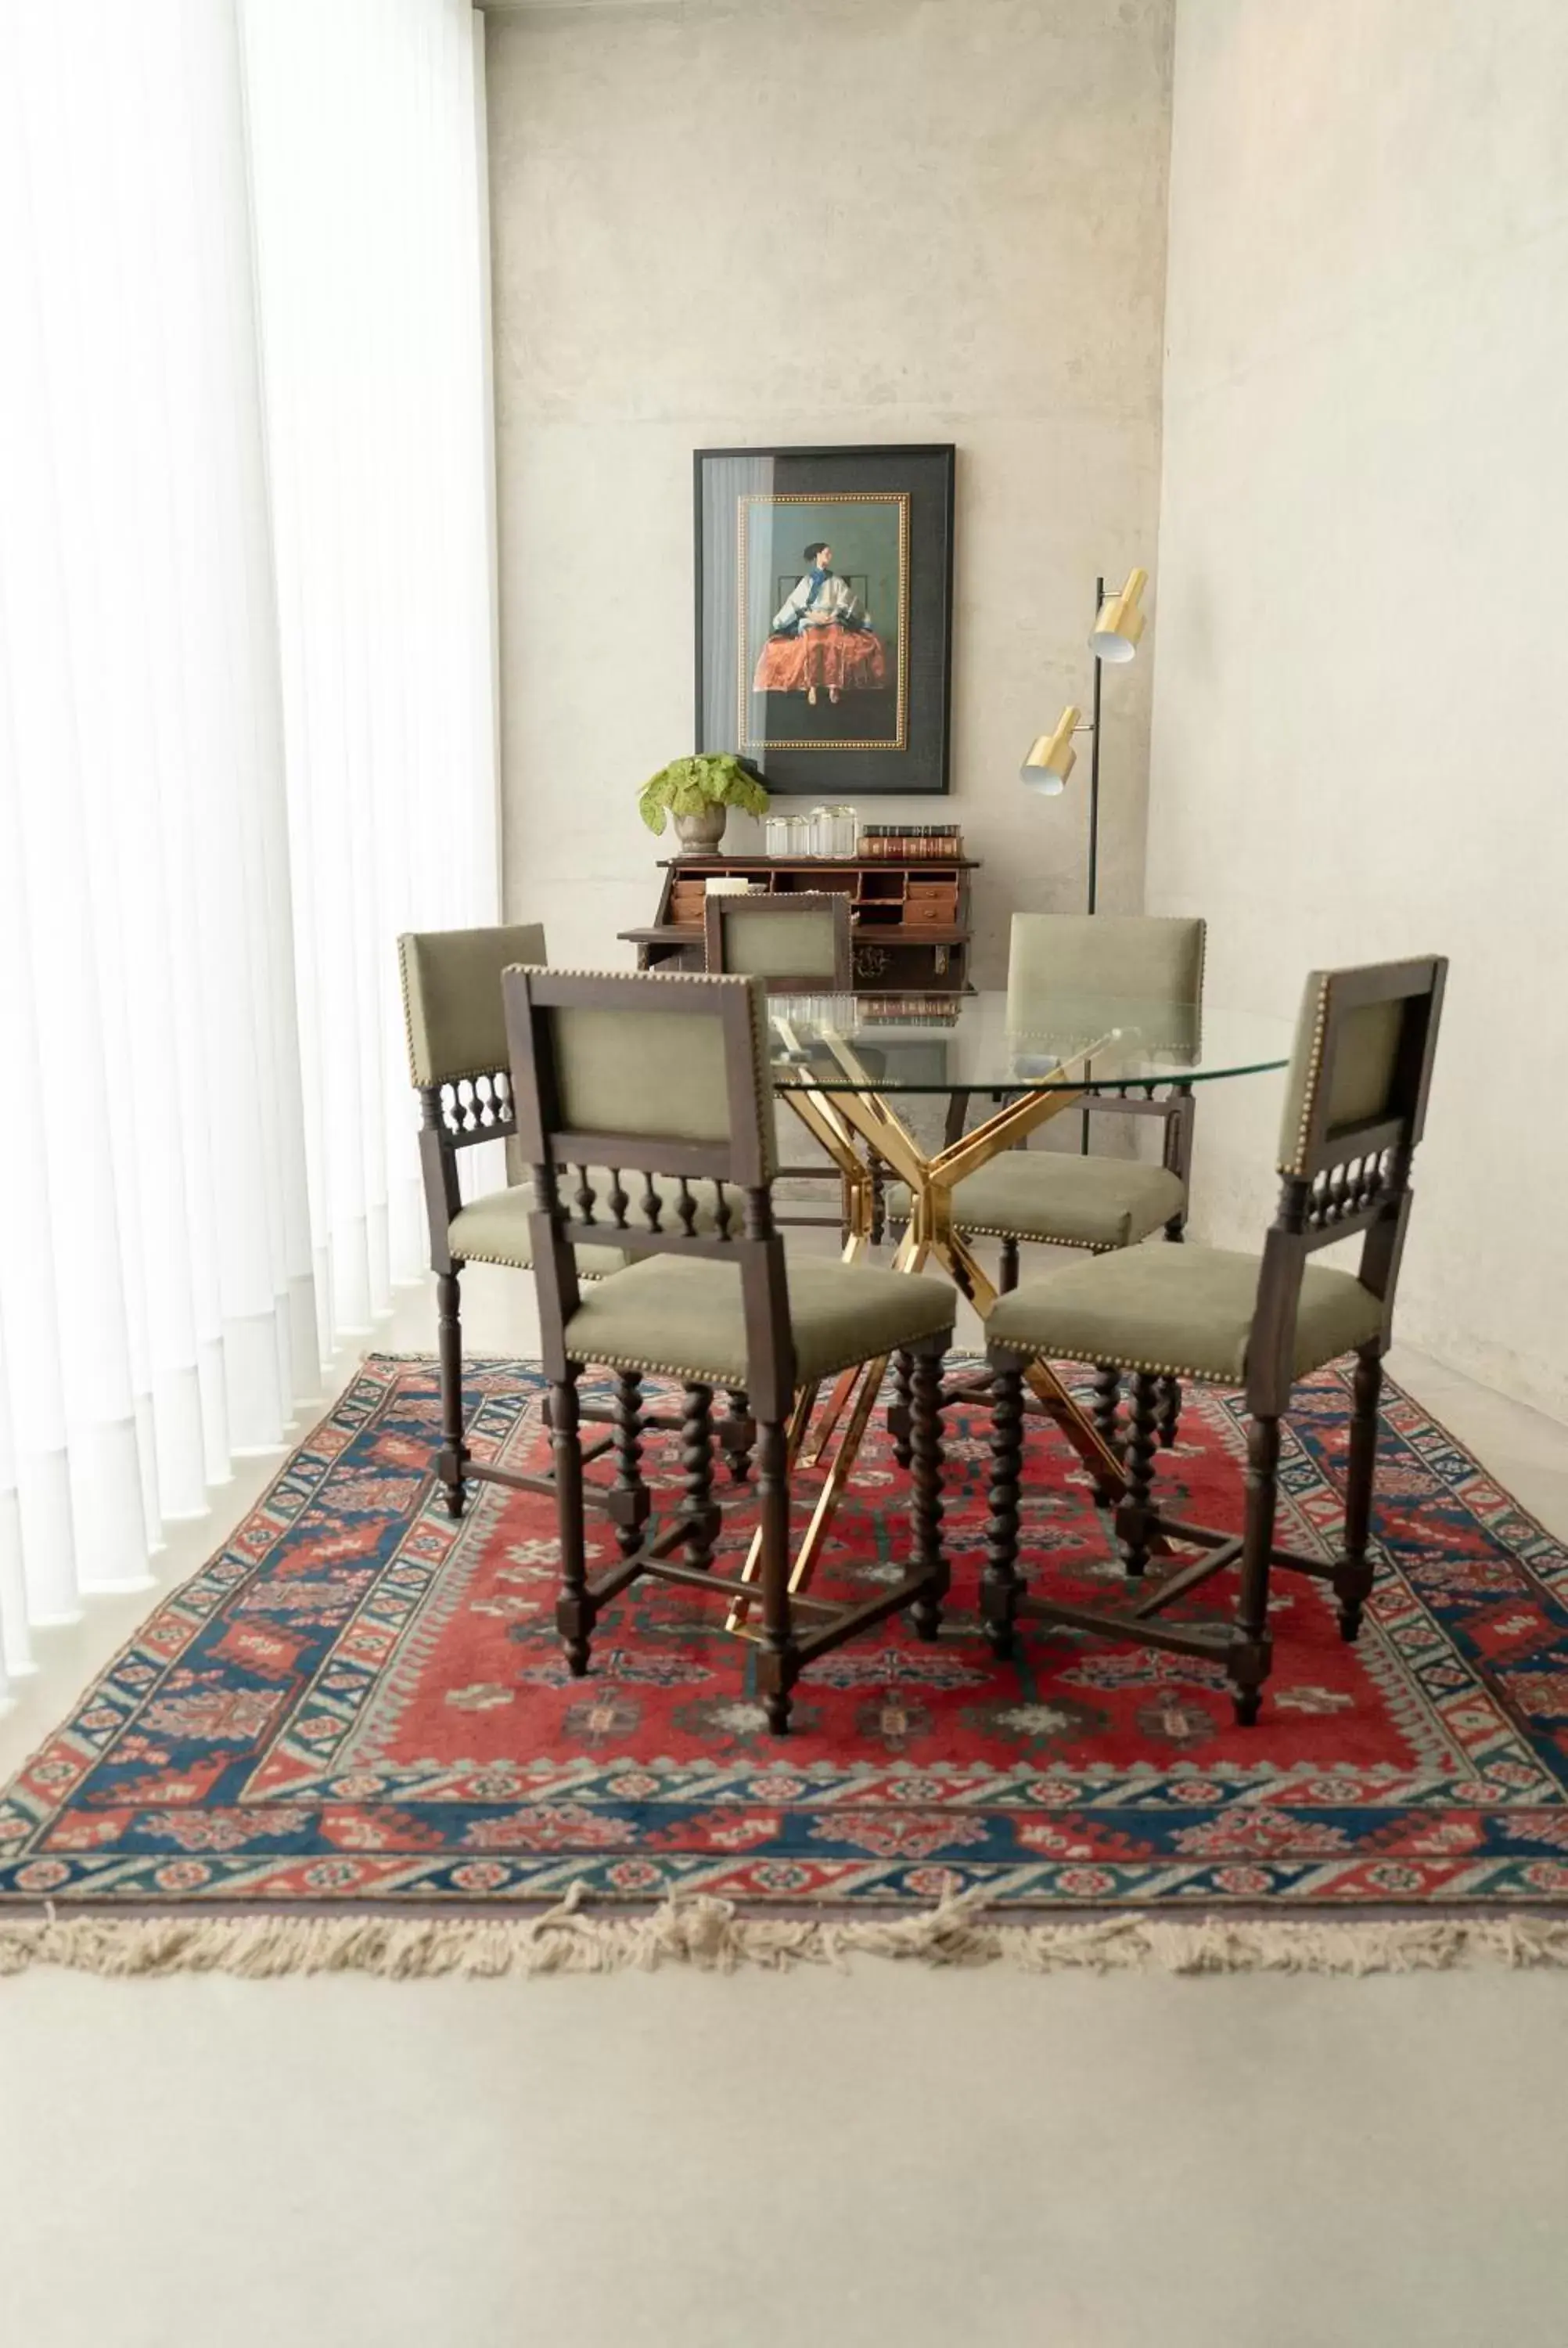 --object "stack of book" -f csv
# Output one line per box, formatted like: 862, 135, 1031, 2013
860, 823, 964, 861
